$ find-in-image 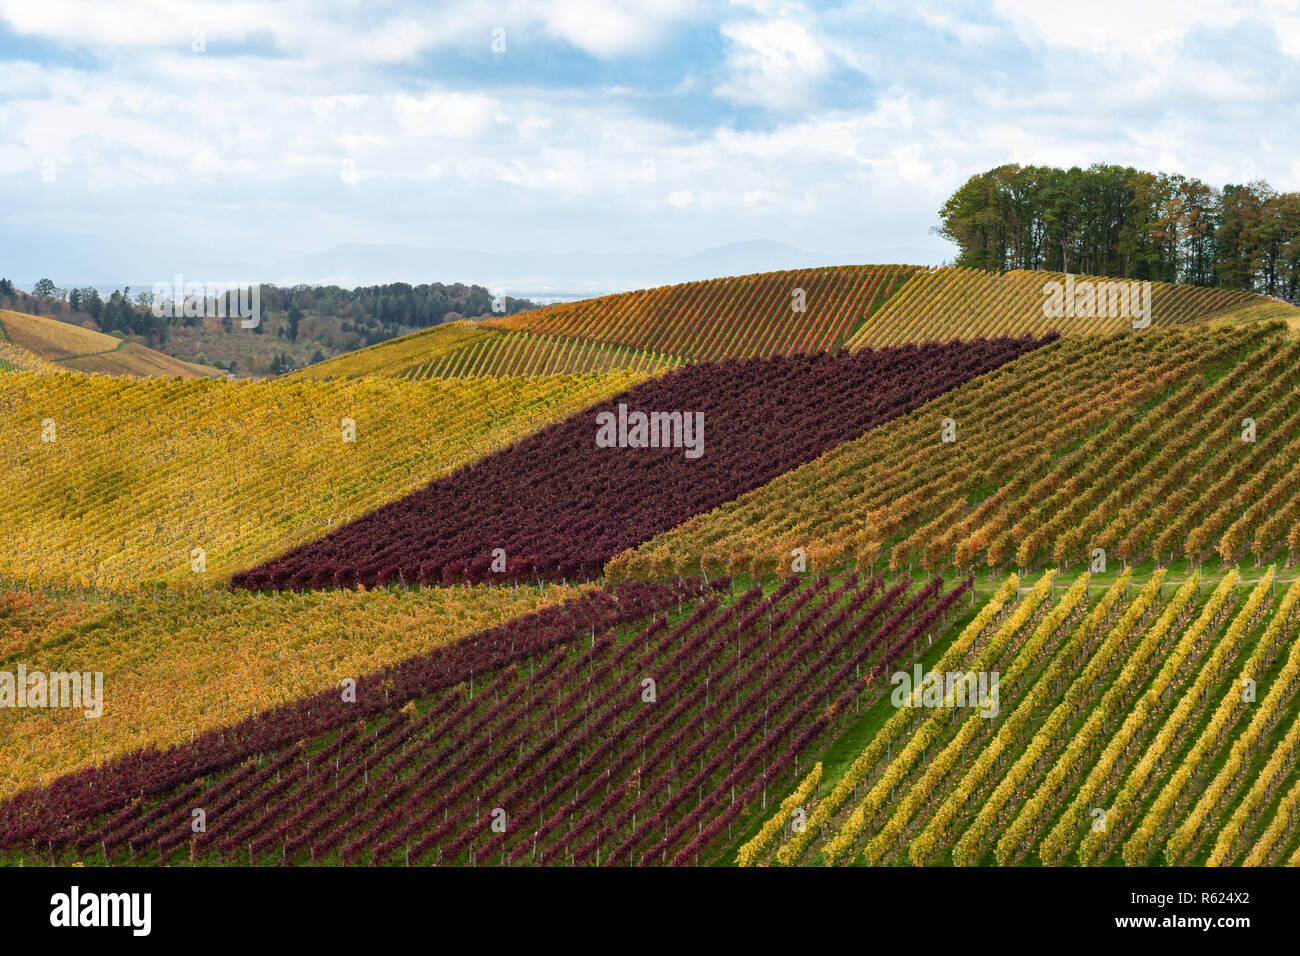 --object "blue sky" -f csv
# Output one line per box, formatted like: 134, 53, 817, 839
1, 0, 1299, 292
